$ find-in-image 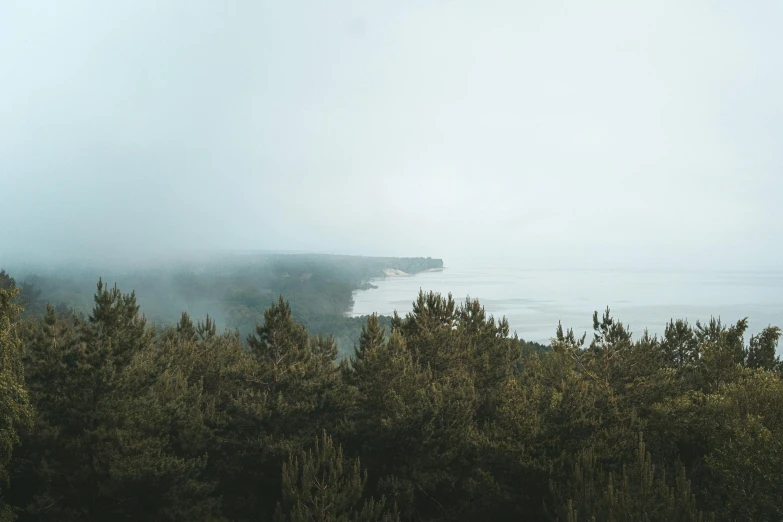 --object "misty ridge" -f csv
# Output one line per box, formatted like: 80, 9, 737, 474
3, 1, 783, 521
2, 253, 451, 357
